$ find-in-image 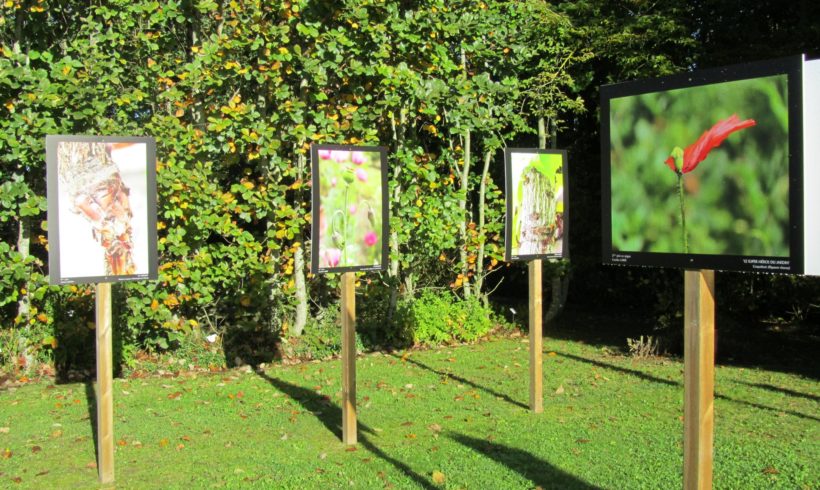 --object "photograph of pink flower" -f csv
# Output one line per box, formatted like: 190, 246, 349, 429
311, 145, 388, 273
46, 135, 158, 285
